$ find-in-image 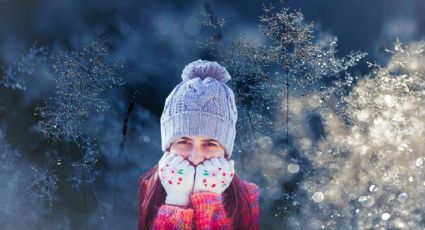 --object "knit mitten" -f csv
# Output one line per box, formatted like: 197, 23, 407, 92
193, 157, 235, 194
158, 152, 195, 206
